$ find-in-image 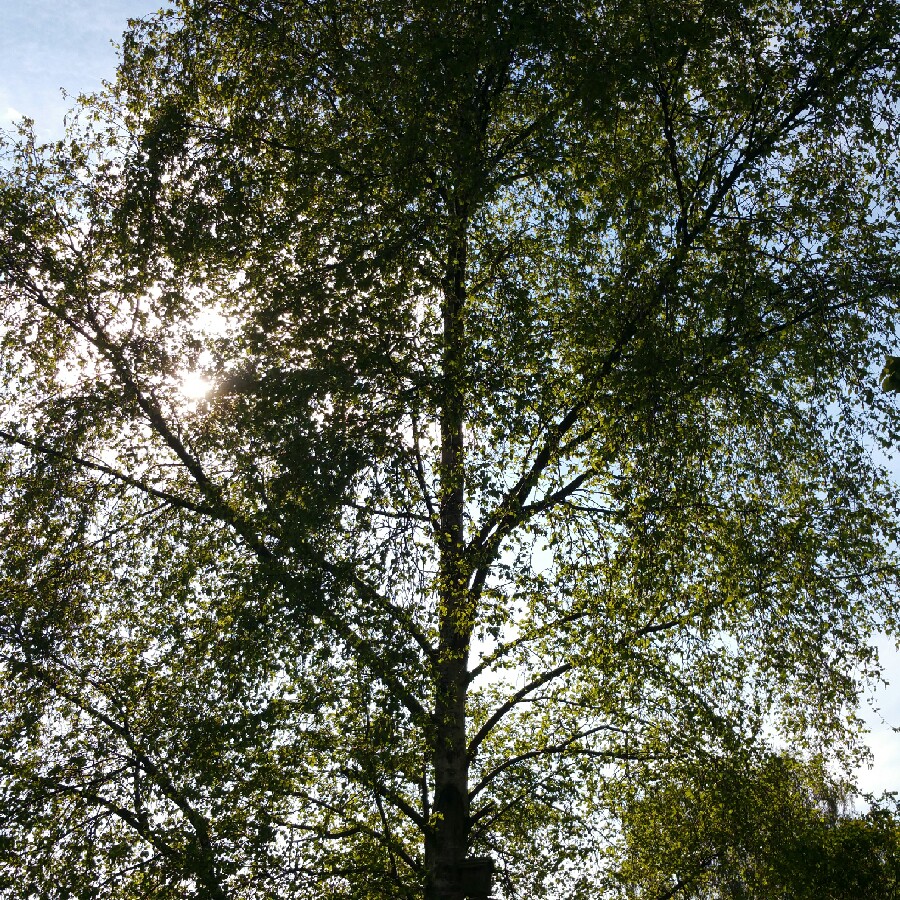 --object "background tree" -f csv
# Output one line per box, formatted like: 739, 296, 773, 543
616, 752, 900, 900
2, 1, 900, 898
